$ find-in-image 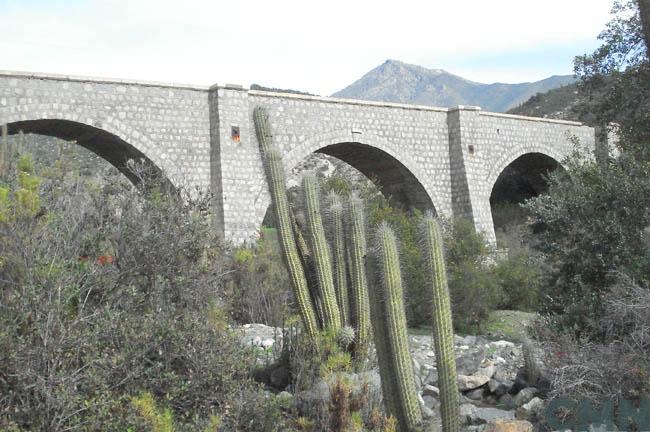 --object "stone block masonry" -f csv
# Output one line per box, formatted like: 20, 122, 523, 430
0, 70, 600, 244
